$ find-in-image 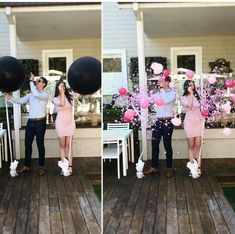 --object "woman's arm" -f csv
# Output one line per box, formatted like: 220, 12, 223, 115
181, 95, 194, 111
53, 85, 65, 107
187, 95, 194, 110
